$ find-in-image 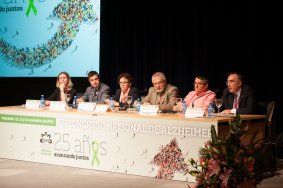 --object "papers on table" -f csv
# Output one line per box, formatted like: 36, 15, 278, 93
77, 103, 108, 112
139, 105, 159, 116
49, 101, 66, 111
24, 100, 108, 113
94, 104, 109, 113
25, 99, 40, 109
213, 113, 235, 117
185, 107, 205, 118
78, 102, 96, 111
